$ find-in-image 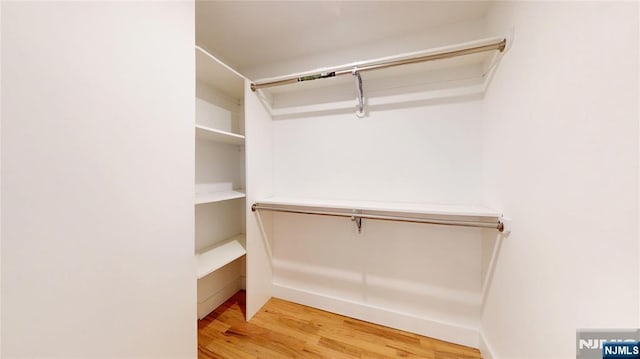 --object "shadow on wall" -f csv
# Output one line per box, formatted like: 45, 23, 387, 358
263, 212, 508, 326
